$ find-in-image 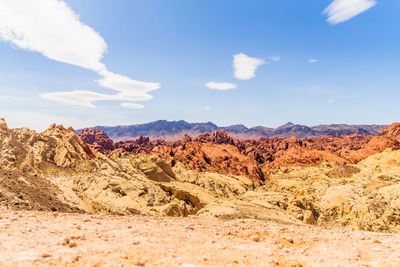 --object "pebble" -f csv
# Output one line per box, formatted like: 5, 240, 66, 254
250, 235, 260, 242
69, 242, 78, 248
284, 237, 294, 243
134, 260, 146, 266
